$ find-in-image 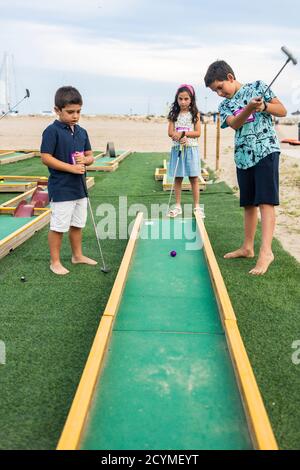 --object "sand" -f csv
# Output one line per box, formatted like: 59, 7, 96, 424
0, 115, 299, 263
